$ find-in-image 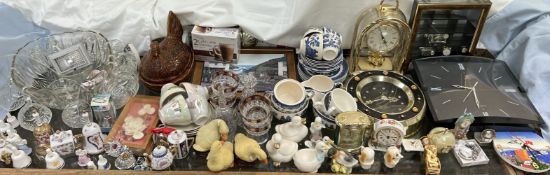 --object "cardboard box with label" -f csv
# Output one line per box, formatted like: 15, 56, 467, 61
191, 26, 240, 63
